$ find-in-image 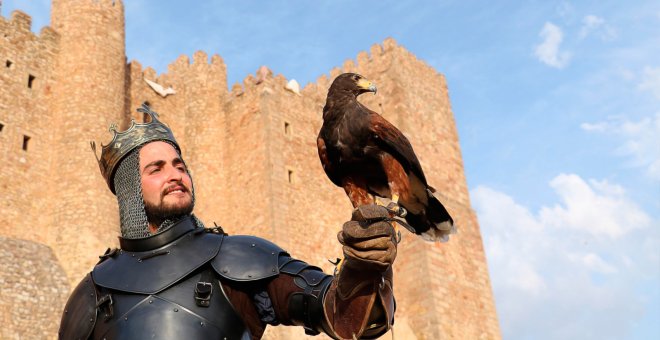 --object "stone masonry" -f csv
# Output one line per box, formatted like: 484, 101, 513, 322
0, 1, 500, 339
